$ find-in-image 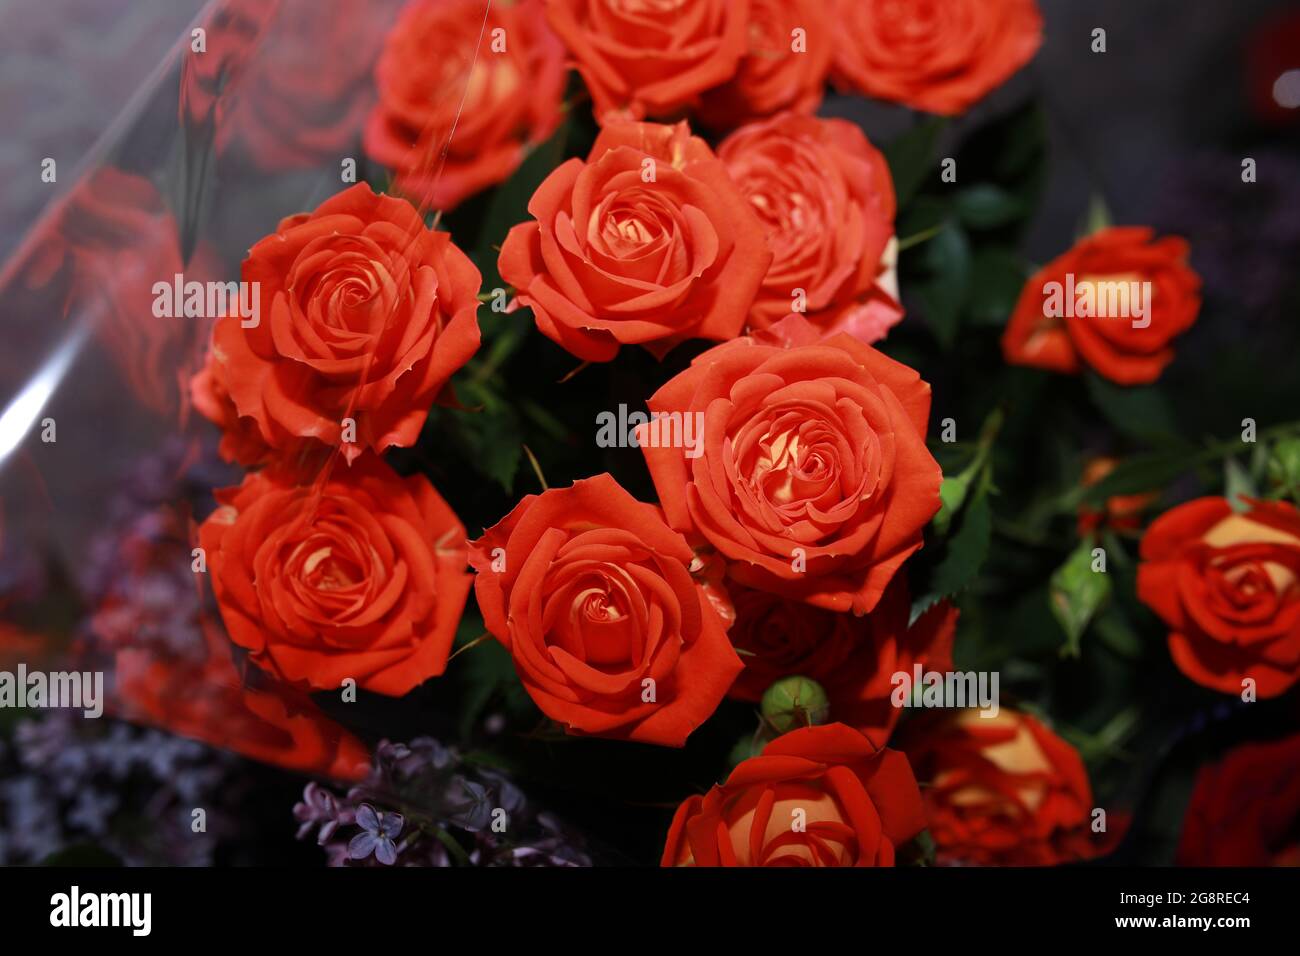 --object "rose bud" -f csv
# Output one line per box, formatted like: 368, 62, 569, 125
1001, 226, 1201, 386
468, 473, 743, 746
198, 454, 473, 696
1137, 497, 1300, 698
499, 120, 771, 362
760, 675, 831, 734
900, 709, 1113, 866
830, 0, 1043, 116
662, 723, 926, 866
730, 579, 956, 742
1266, 437, 1300, 494
639, 312, 942, 614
